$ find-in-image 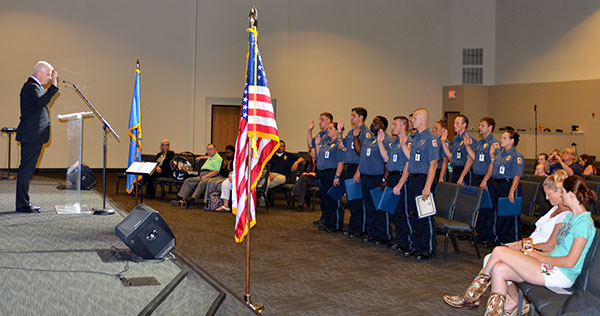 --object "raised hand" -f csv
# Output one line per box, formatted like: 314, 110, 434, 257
464, 133, 472, 146
377, 129, 385, 142
308, 121, 314, 131
441, 128, 448, 141
338, 119, 344, 132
